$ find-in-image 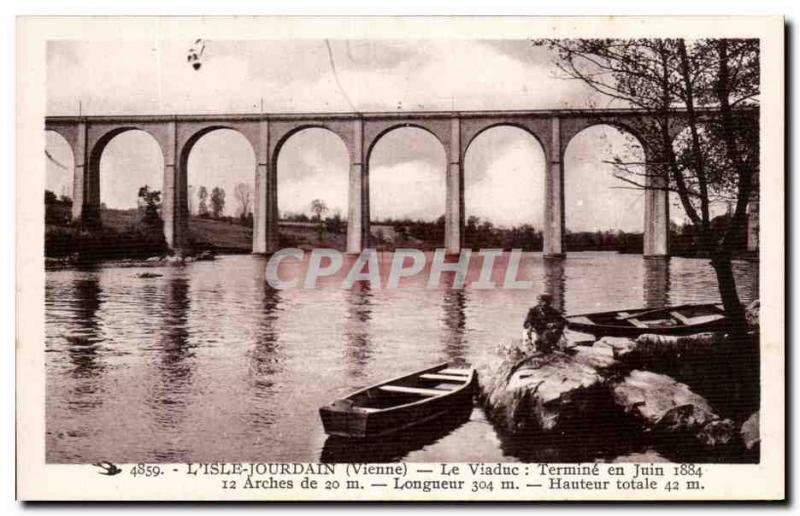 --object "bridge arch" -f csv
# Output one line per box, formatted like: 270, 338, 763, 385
367, 126, 448, 247
562, 121, 667, 255
271, 124, 350, 170
85, 127, 165, 227
273, 127, 350, 245
462, 124, 547, 249
179, 127, 257, 249
45, 130, 75, 200
365, 122, 449, 165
